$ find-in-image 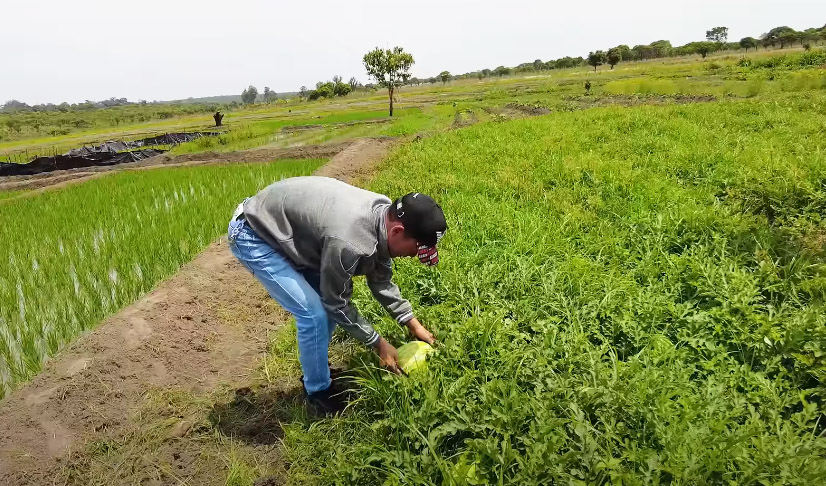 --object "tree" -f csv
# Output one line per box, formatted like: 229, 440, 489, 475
533, 59, 544, 71
493, 65, 511, 76
695, 42, 715, 58
363, 46, 415, 117
650, 40, 673, 57
607, 48, 621, 69
587, 51, 607, 71
333, 80, 351, 97
706, 26, 729, 43
739, 37, 758, 52
241, 85, 258, 104
762, 26, 797, 48
263, 87, 277, 103
613, 44, 634, 61
299, 85, 308, 100
439, 71, 451, 84
348, 77, 360, 91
